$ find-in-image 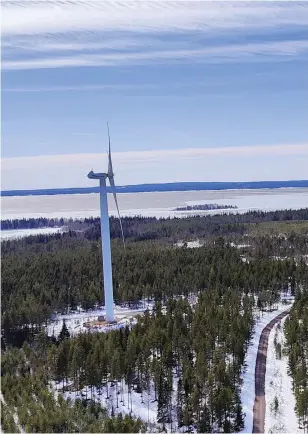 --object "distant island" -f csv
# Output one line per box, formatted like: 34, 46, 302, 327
175, 203, 238, 211
1, 180, 308, 197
